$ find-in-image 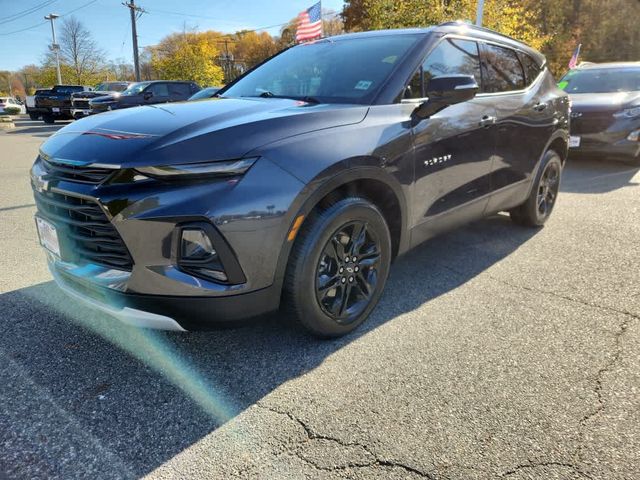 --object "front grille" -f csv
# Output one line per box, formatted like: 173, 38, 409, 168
42, 157, 115, 184
34, 189, 133, 271
72, 100, 90, 109
572, 111, 616, 134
